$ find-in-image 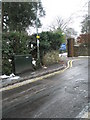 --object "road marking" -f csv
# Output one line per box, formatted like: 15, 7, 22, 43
3, 87, 47, 103
70, 60, 72, 67
0, 60, 72, 92
81, 112, 88, 118
78, 56, 90, 58
76, 105, 89, 118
